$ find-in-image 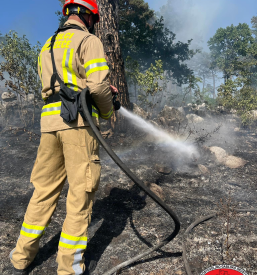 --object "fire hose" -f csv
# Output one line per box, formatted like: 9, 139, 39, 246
81, 89, 257, 275
182, 208, 257, 275
81, 88, 180, 275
